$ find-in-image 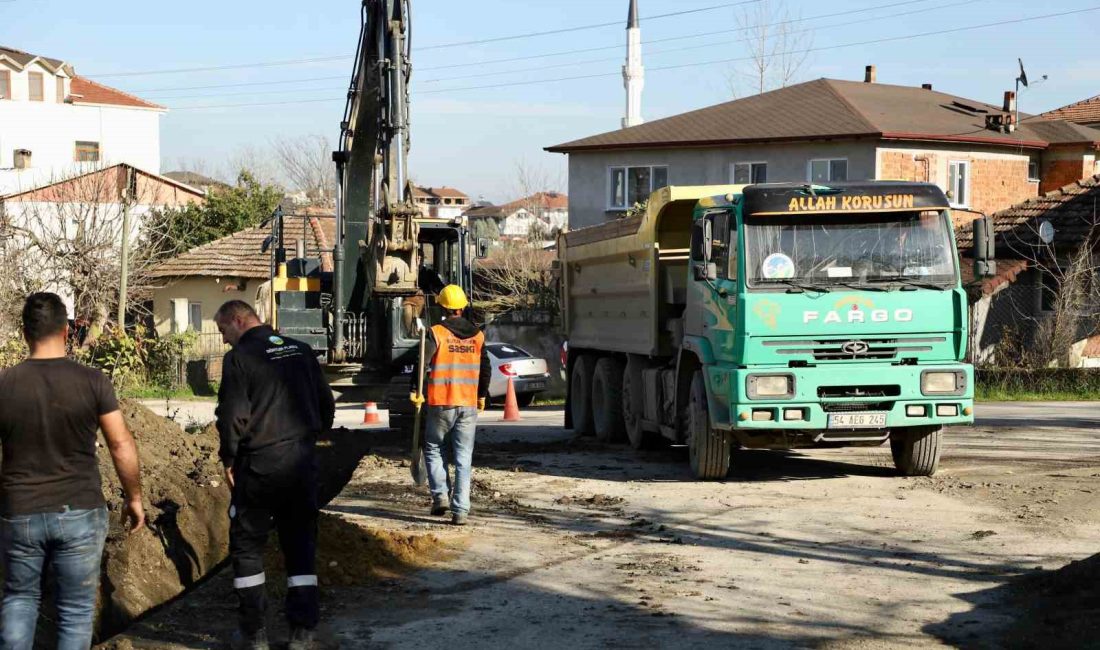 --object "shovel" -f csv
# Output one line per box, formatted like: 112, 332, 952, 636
410, 319, 428, 485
